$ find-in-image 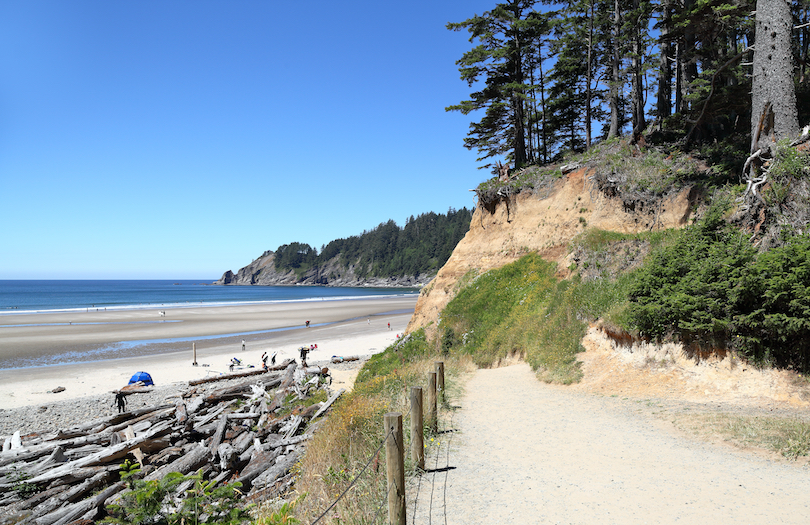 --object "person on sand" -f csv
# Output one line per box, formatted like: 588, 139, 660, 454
113, 392, 127, 413
388, 322, 391, 330
305, 320, 310, 328
299, 346, 310, 367
261, 352, 268, 370
241, 339, 246, 351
